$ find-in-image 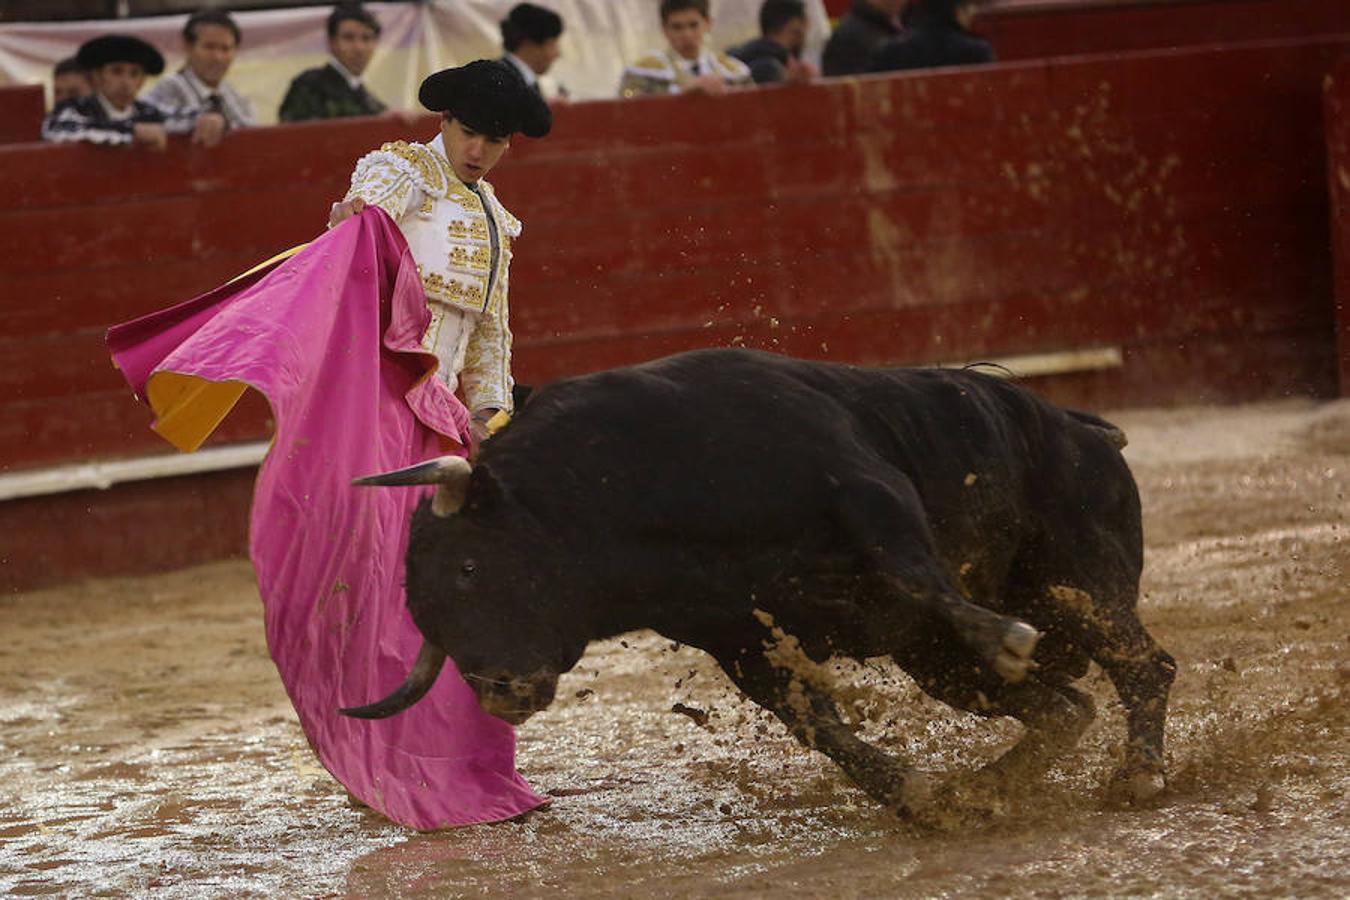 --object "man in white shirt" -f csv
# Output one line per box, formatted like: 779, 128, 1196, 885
619, 0, 751, 97
278, 3, 386, 121
499, 3, 567, 100
144, 9, 256, 148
